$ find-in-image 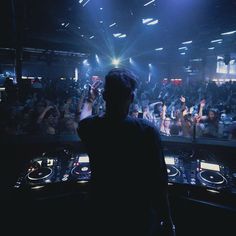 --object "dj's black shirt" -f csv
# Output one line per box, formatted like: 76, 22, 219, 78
78, 115, 168, 235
